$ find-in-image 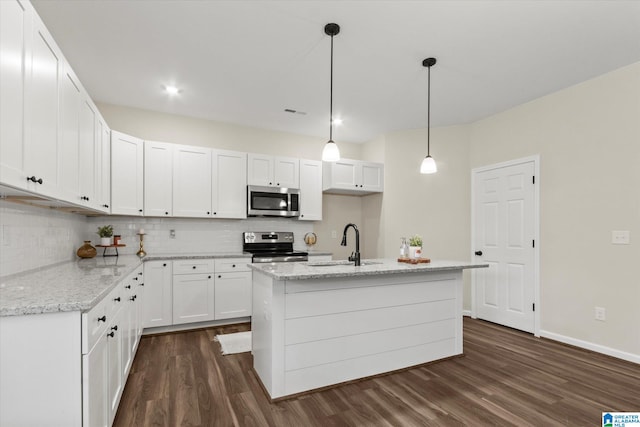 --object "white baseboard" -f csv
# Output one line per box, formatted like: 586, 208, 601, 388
539, 329, 640, 364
